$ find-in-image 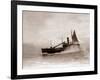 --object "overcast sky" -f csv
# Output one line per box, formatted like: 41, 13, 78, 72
23, 11, 90, 47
